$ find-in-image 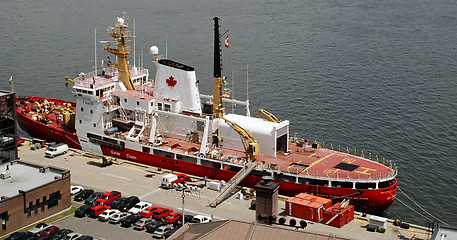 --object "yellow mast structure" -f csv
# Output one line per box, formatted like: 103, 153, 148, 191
104, 17, 136, 91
